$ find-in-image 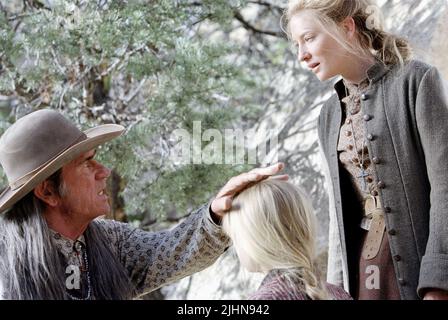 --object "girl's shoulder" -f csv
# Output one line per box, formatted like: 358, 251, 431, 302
325, 283, 353, 300
248, 273, 308, 300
